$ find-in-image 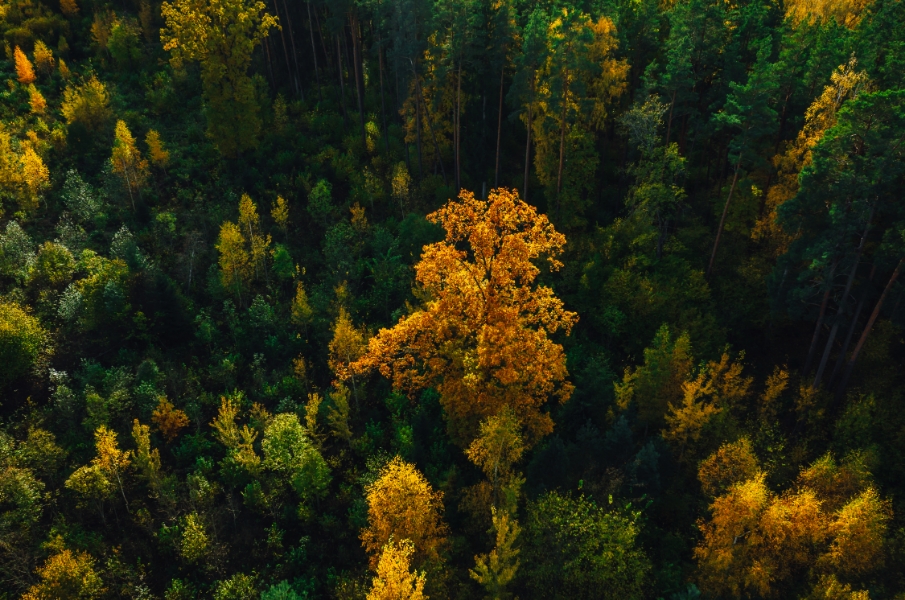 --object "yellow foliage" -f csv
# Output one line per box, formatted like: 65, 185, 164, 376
110, 120, 149, 199
352, 188, 577, 446
698, 438, 760, 497
271, 195, 289, 232
470, 507, 521, 599
755, 58, 869, 255
466, 408, 524, 510
65, 426, 131, 504
362, 457, 448, 569
291, 281, 313, 327
20, 145, 50, 207
367, 539, 428, 600
237, 193, 271, 279
786, 0, 872, 27
22, 548, 103, 599
329, 307, 367, 383
28, 85, 46, 114
58, 59, 70, 79
131, 419, 161, 490
180, 511, 209, 562
216, 221, 252, 298
145, 129, 170, 168
326, 383, 352, 442
14, 46, 36, 84
33, 40, 54, 75
695, 453, 890, 598
210, 396, 260, 472
61, 76, 112, 130
152, 397, 189, 442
